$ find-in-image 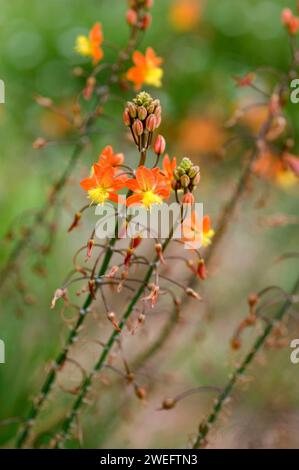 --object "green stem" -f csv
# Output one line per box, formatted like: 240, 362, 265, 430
55, 235, 173, 447
192, 273, 299, 449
